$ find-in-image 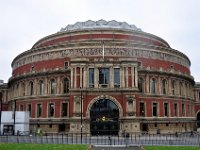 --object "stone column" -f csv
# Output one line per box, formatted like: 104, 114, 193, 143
134, 66, 138, 88
110, 66, 114, 88
70, 67, 74, 88
74, 67, 77, 88
131, 67, 135, 88
57, 76, 60, 94
45, 77, 48, 95
158, 76, 161, 95
83, 67, 87, 88
94, 67, 98, 88
126, 67, 128, 88
25, 80, 28, 96
121, 66, 125, 88
145, 74, 149, 93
